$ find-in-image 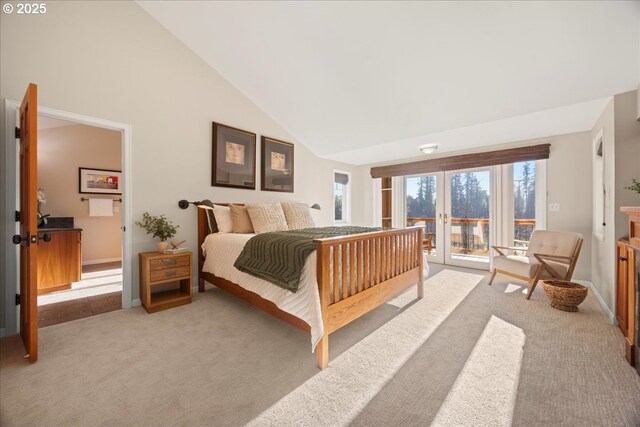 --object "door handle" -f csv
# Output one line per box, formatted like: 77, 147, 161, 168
38, 233, 51, 243
619, 256, 628, 262
444, 213, 449, 224
438, 214, 442, 225
12, 234, 32, 245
